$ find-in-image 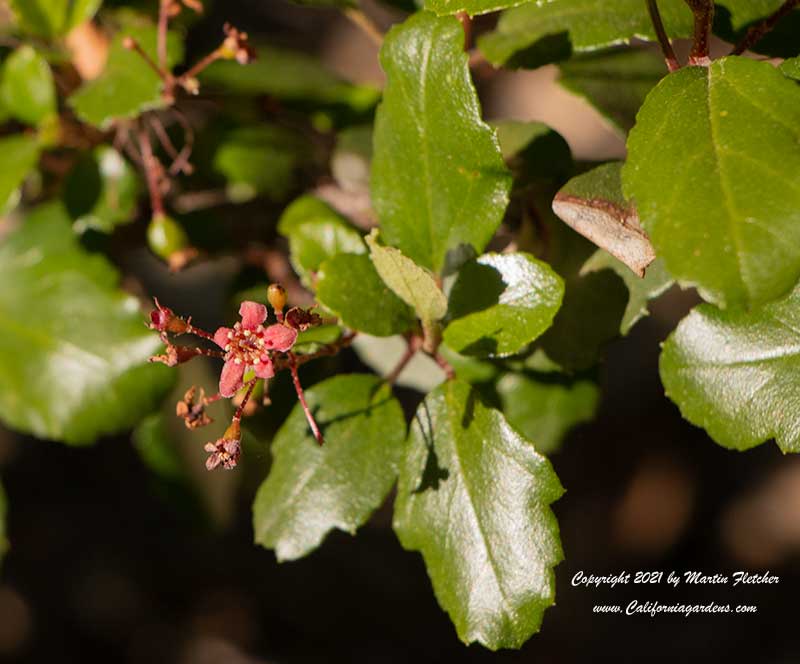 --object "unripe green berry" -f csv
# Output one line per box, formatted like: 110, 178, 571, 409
147, 213, 188, 261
